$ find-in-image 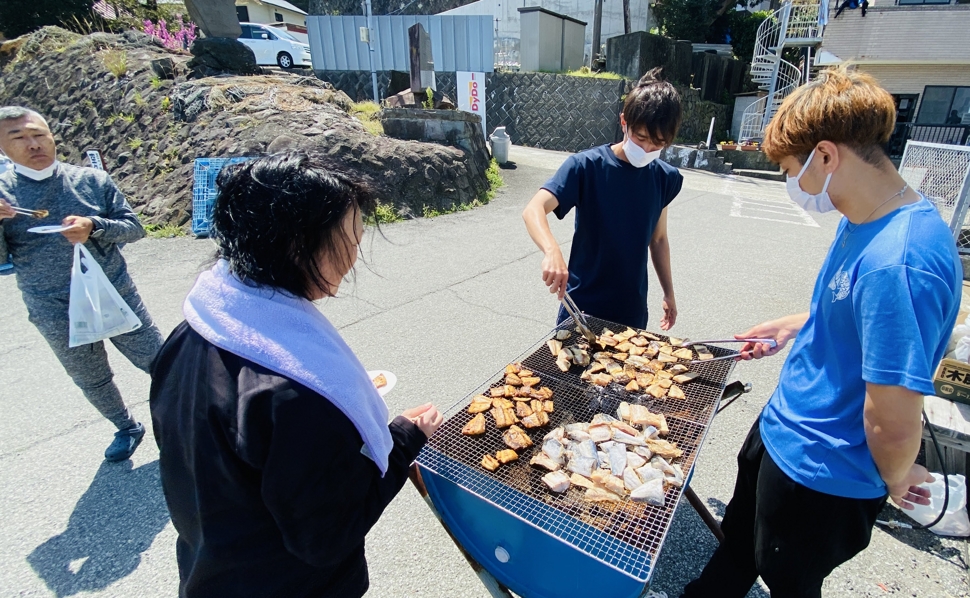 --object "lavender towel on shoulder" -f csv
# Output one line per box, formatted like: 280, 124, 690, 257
183, 260, 393, 475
